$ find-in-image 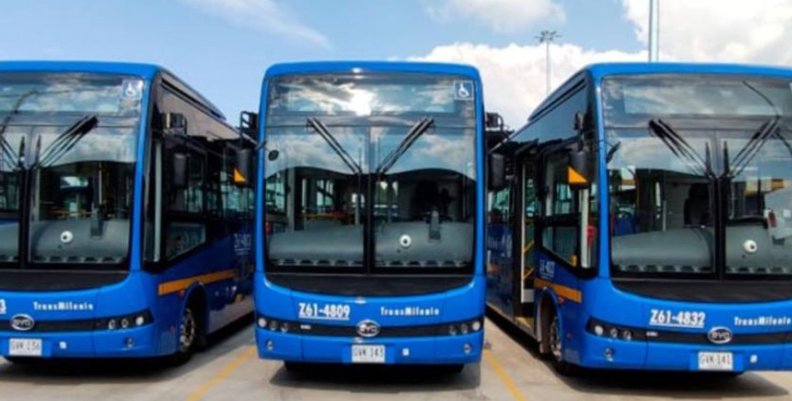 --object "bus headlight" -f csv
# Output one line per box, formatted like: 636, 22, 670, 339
621, 330, 632, 341
471, 320, 482, 332
586, 318, 645, 342
97, 310, 153, 331
593, 324, 604, 336
257, 317, 267, 328
447, 318, 482, 336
